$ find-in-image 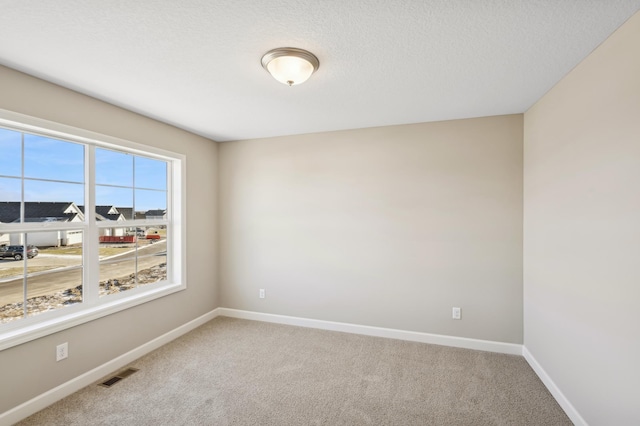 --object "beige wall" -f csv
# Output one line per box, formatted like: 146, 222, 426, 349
524, 12, 640, 425
0, 65, 218, 413
219, 115, 523, 343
